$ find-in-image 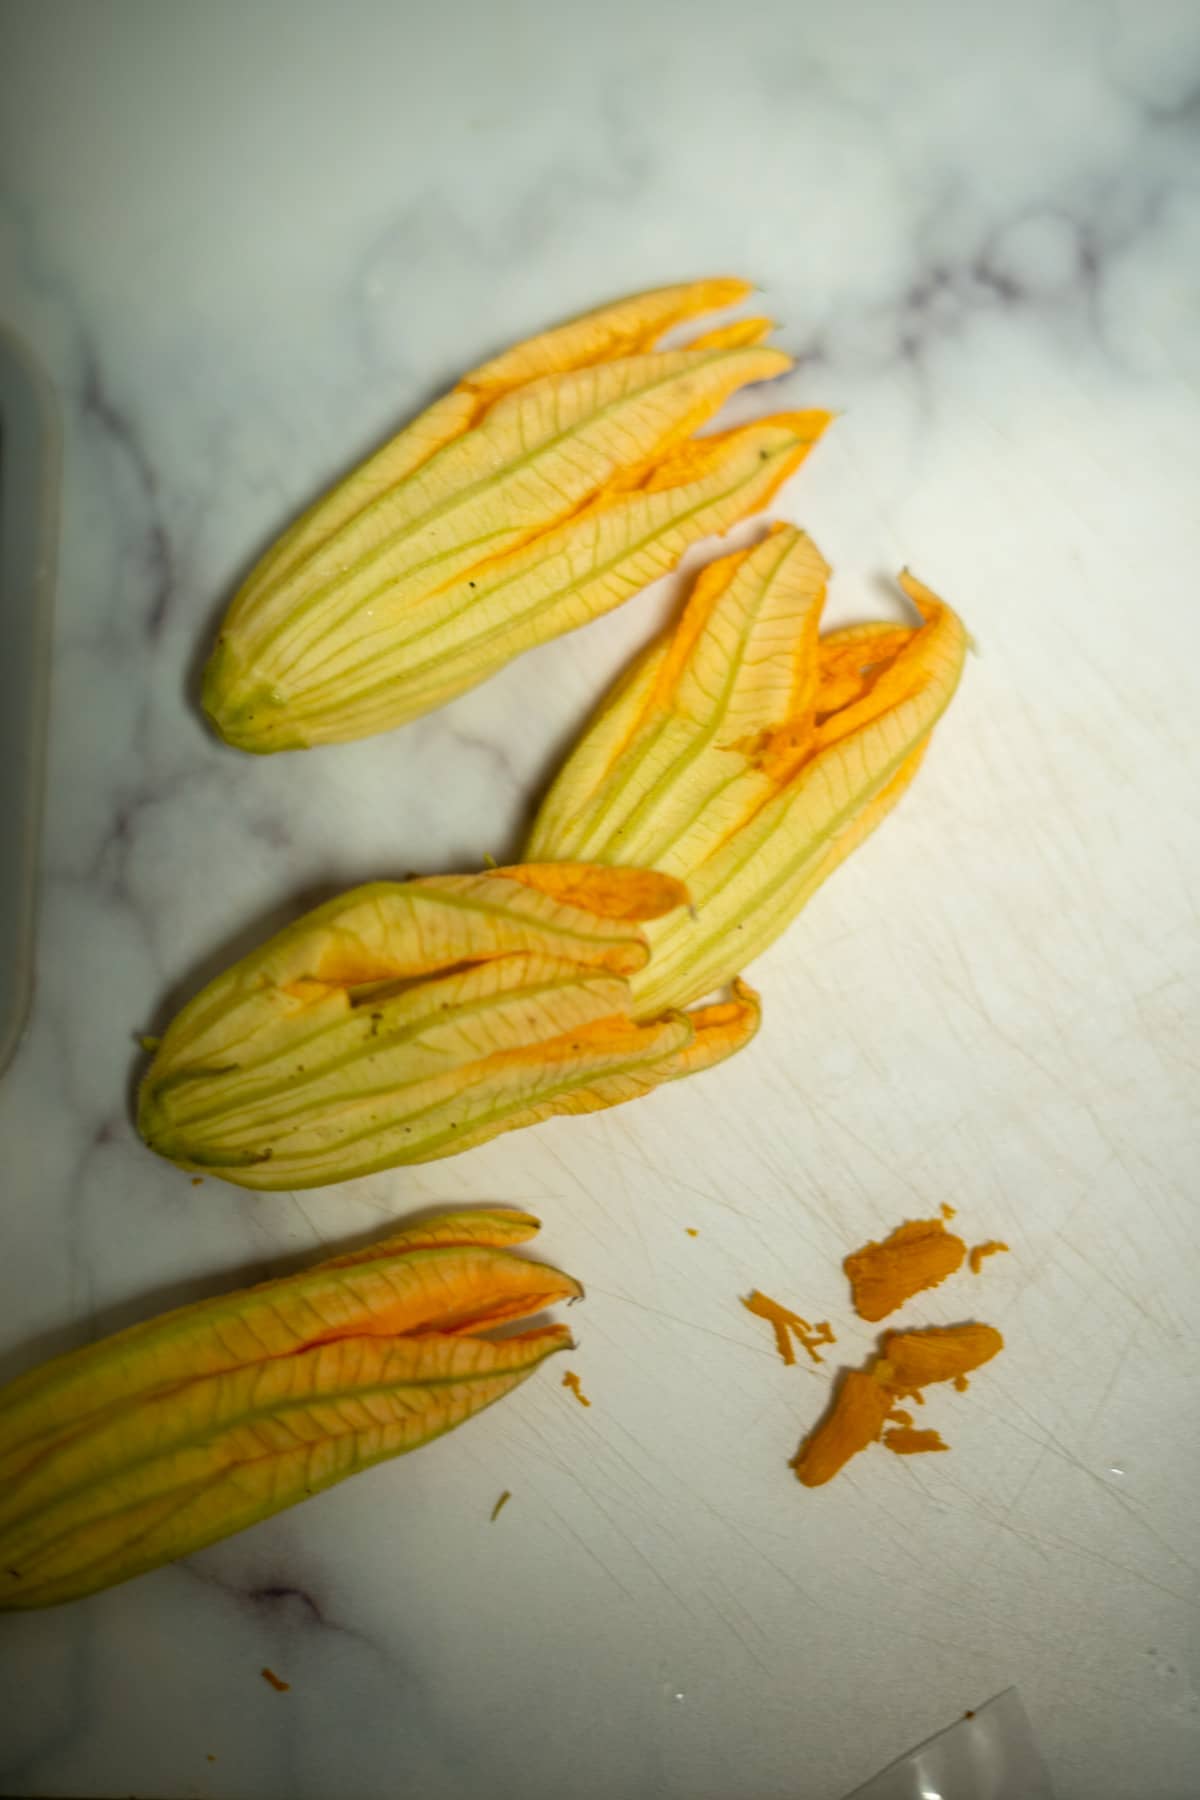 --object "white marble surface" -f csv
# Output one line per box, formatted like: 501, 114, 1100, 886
2, 1, 1199, 1795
